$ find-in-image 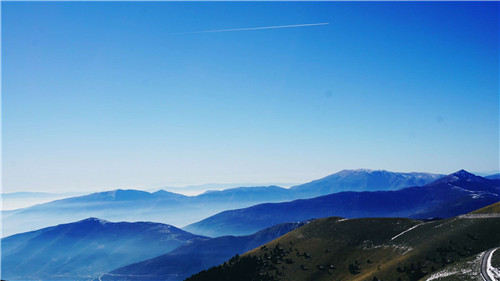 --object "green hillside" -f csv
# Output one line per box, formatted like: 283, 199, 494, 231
186, 215, 500, 281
